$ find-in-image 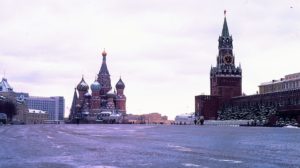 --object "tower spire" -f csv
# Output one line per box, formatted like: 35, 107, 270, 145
222, 10, 230, 37
98, 49, 112, 95
99, 49, 110, 75
70, 88, 78, 118
102, 48, 107, 61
